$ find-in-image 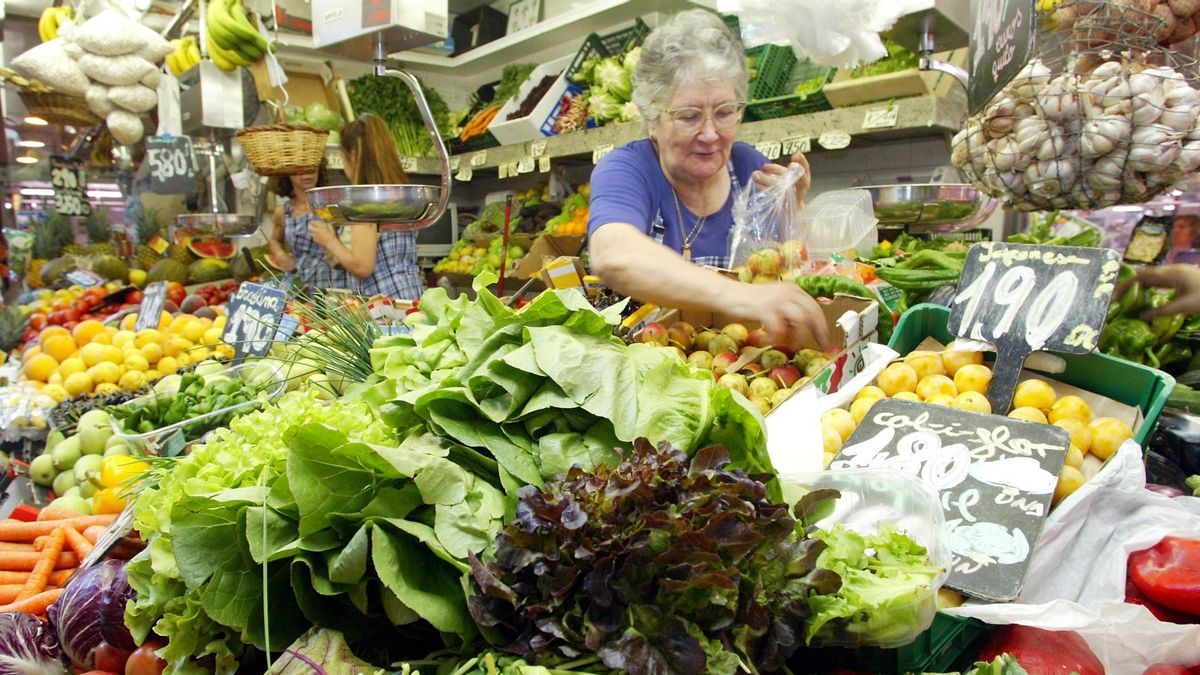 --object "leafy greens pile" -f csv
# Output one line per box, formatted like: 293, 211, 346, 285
467, 438, 842, 675
346, 74, 452, 157
360, 274, 773, 493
